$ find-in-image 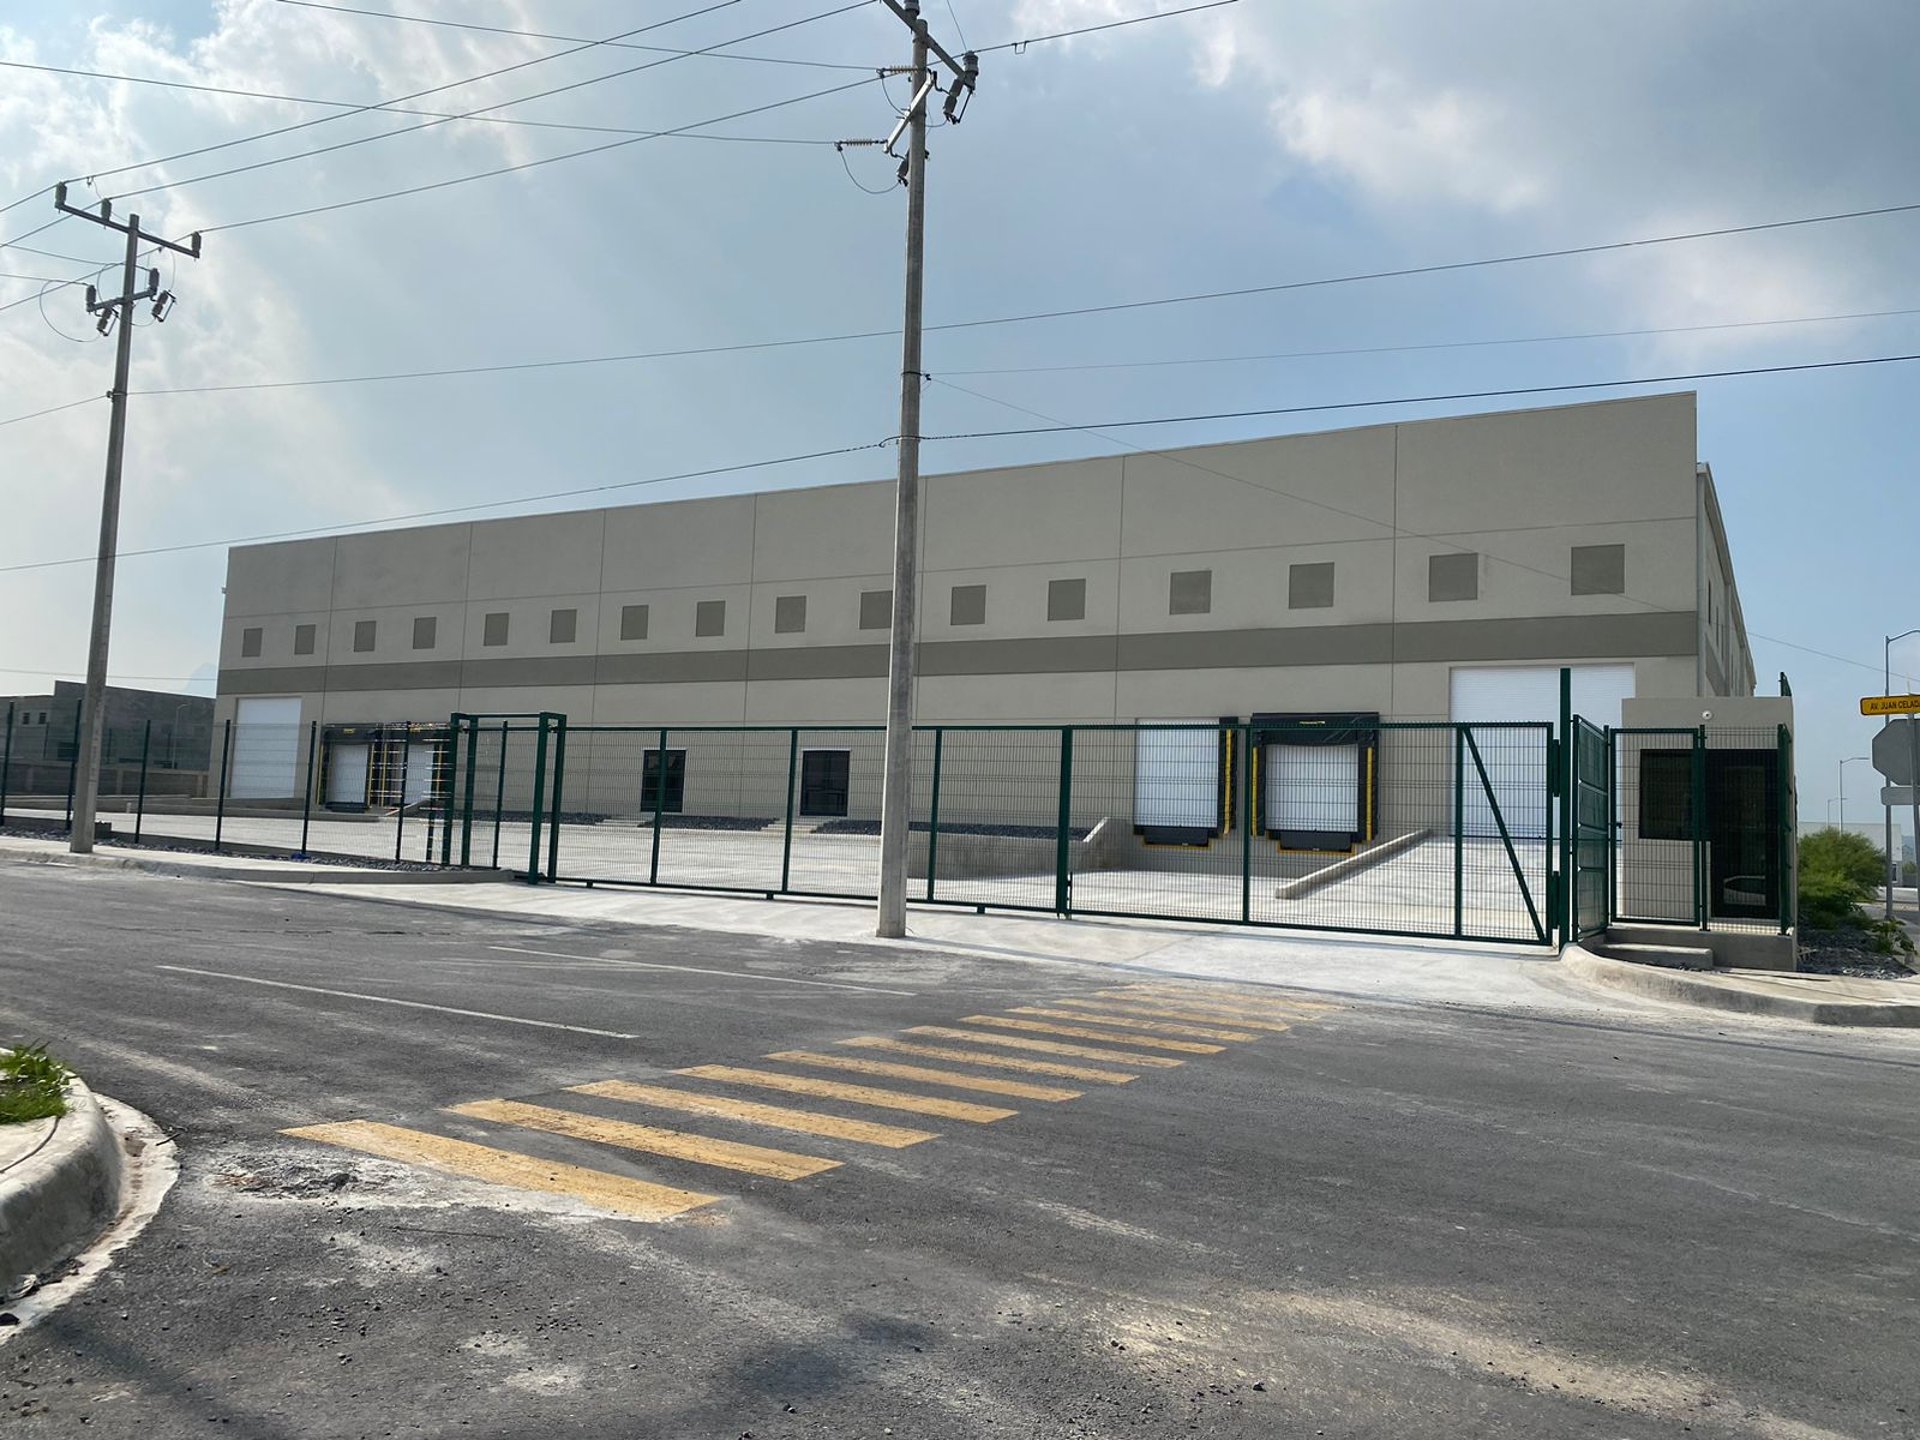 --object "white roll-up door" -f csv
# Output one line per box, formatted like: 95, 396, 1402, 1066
1448, 664, 1634, 838
230, 696, 302, 799
403, 742, 436, 805
1135, 723, 1220, 830
326, 743, 370, 806
1265, 742, 1359, 834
